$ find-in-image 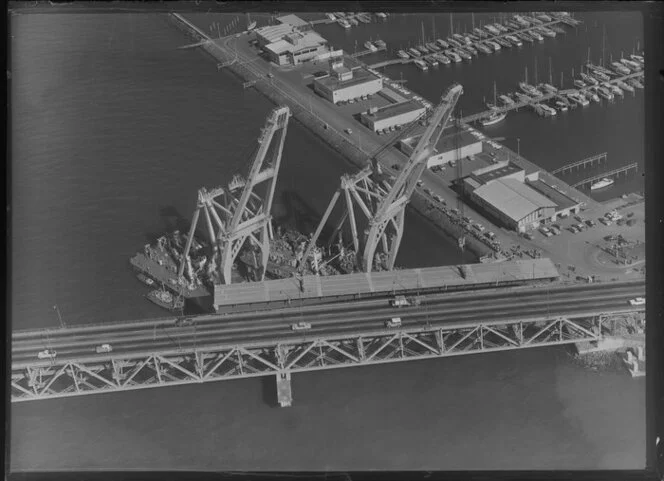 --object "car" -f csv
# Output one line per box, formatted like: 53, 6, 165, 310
574, 215, 583, 222
37, 349, 57, 360
568, 226, 577, 233
574, 223, 585, 231
344, 128, 353, 135
291, 322, 312, 331
433, 195, 444, 203
175, 317, 194, 327
424, 188, 432, 195
586, 219, 595, 227
523, 233, 534, 240
473, 223, 485, 232
629, 297, 645, 306
485, 231, 496, 240
462, 216, 471, 224
385, 317, 402, 328
267, 72, 274, 78
417, 180, 424, 187
95, 343, 113, 353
